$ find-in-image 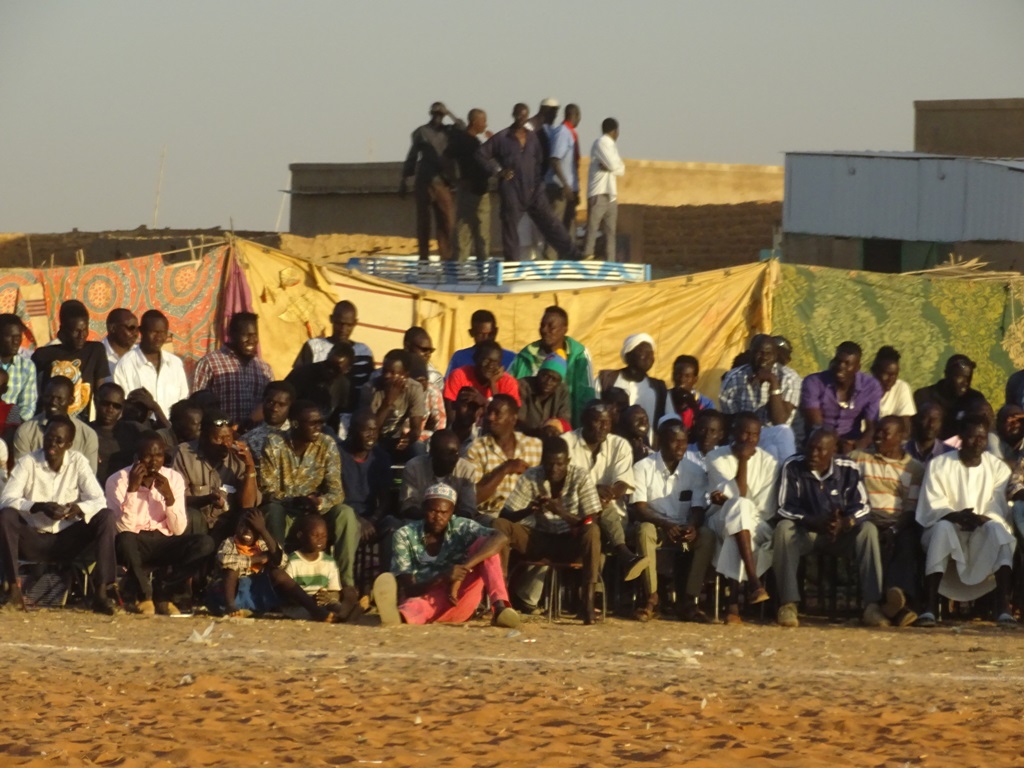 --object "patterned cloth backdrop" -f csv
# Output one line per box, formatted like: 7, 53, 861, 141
772, 263, 1017, 407
30, 247, 227, 380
